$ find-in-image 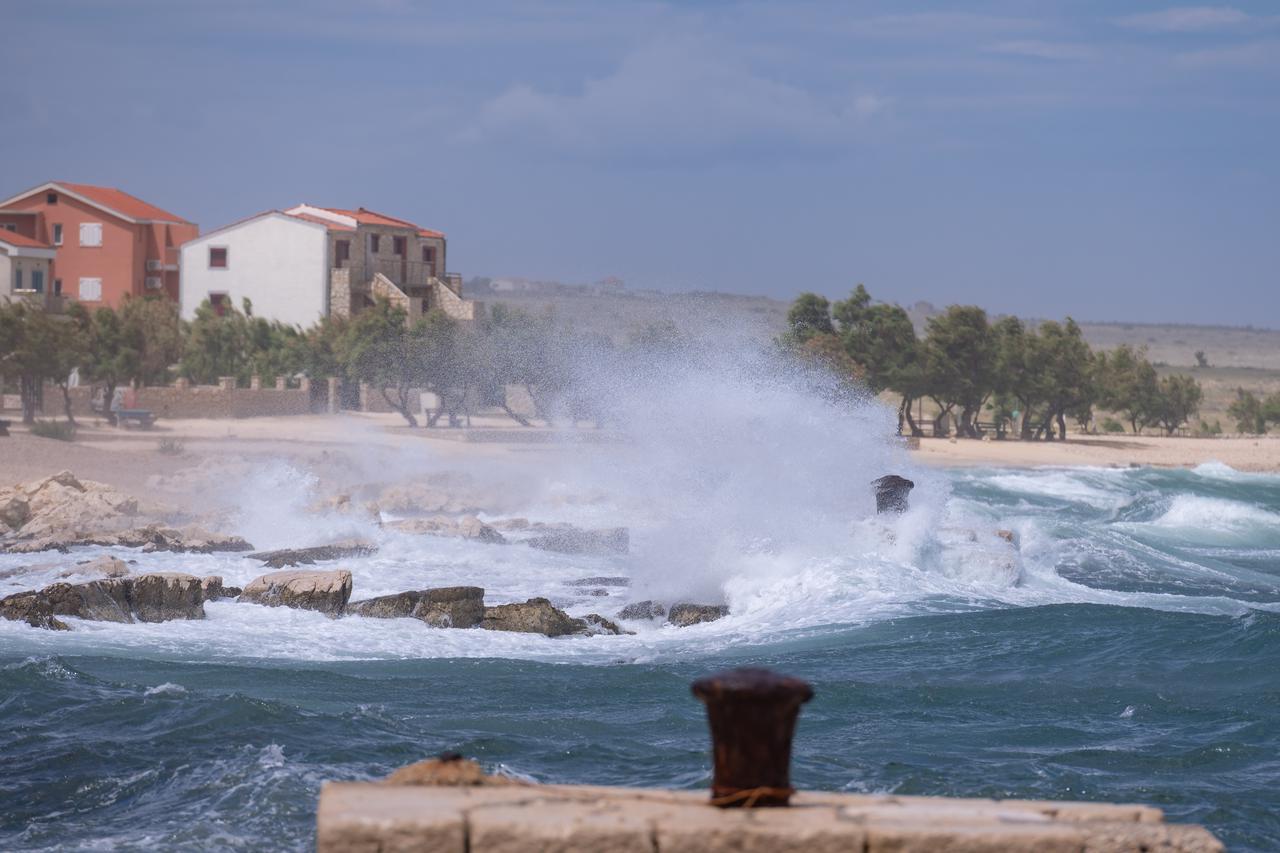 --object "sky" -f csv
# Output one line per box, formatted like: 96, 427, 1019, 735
2, 1, 1277, 326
